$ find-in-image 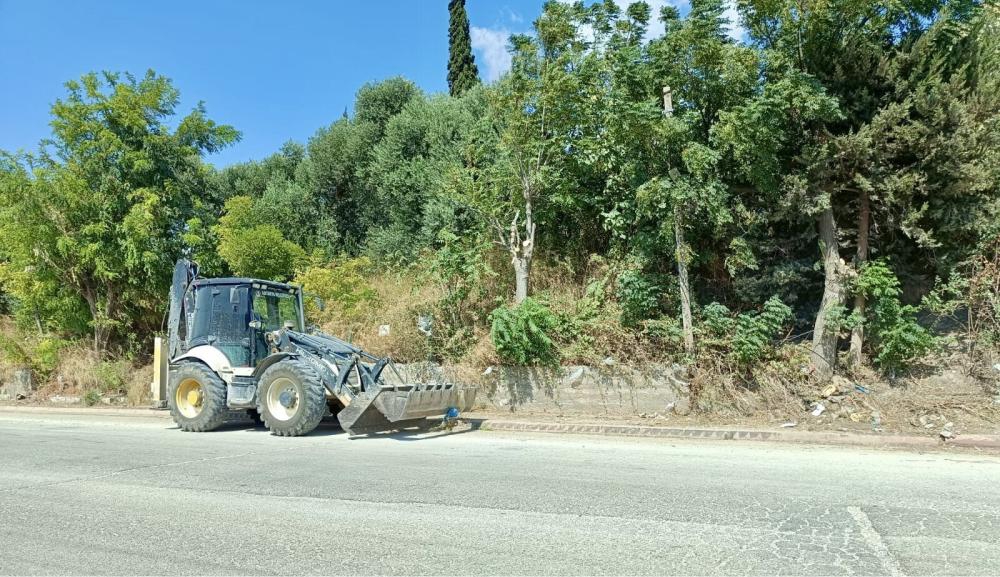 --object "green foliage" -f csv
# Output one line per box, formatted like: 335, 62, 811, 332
731, 297, 793, 365
33, 338, 68, 376
854, 261, 936, 372
0, 71, 237, 352
700, 296, 792, 365
294, 257, 378, 325
366, 93, 484, 263
447, 0, 479, 96
616, 270, 663, 327
215, 196, 306, 281
92, 359, 129, 393
354, 77, 422, 138
428, 231, 495, 323
82, 389, 101, 406
489, 298, 559, 365
552, 278, 617, 359
0, 332, 31, 368
701, 302, 735, 337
